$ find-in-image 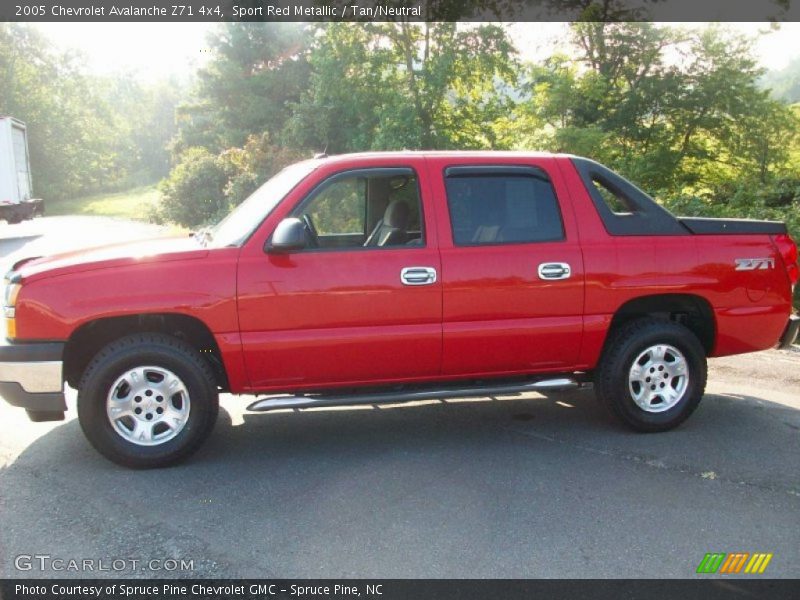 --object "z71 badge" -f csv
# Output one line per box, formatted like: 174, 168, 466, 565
735, 258, 775, 271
